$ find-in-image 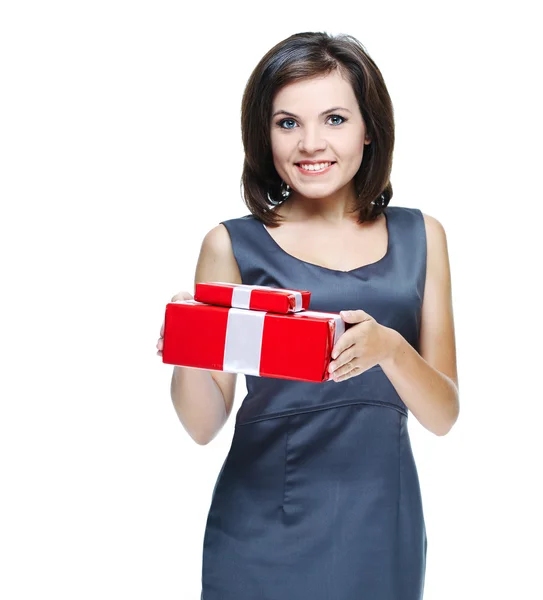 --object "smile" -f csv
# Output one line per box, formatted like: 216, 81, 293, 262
295, 161, 336, 175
